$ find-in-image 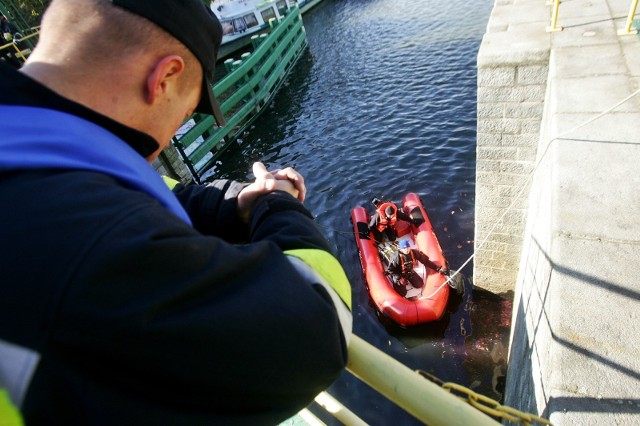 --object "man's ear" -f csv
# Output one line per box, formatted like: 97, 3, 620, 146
146, 55, 186, 105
